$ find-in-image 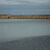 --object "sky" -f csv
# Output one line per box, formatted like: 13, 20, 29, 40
0, 0, 49, 5
0, 0, 50, 15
